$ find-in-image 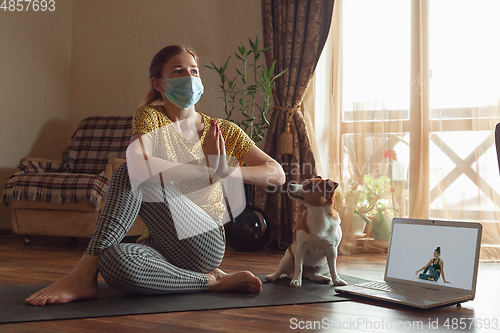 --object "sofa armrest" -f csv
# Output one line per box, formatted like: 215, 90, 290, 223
105, 158, 126, 180
20, 157, 63, 164
19, 157, 64, 173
